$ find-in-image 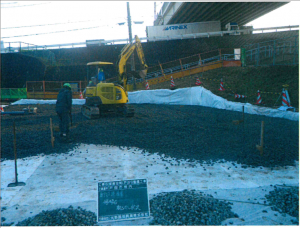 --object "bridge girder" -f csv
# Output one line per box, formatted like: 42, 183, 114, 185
155, 2, 289, 28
